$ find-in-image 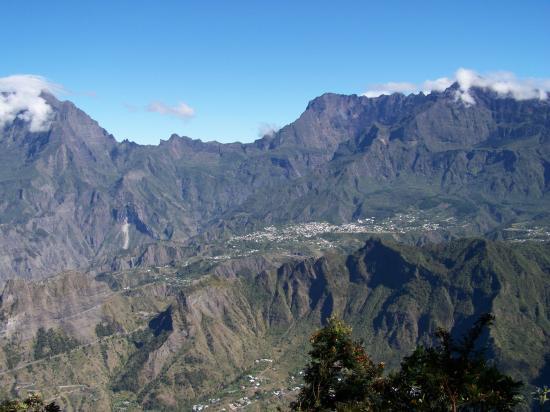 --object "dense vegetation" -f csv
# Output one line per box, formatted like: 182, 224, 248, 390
111, 307, 173, 393
0, 394, 60, 412
33, 328, 79, 360
293, 316, 524, 411
94, 318, 122, 338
